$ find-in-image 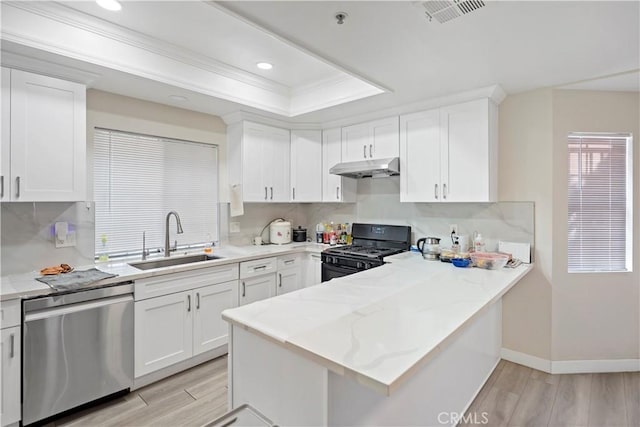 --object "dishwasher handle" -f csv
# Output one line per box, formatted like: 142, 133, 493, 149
24, 294, 133, 322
